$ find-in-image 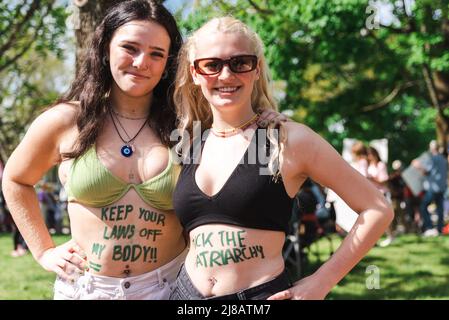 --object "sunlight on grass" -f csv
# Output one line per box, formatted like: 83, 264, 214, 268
0, 234, 70, 300
291, 234, 449, 300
